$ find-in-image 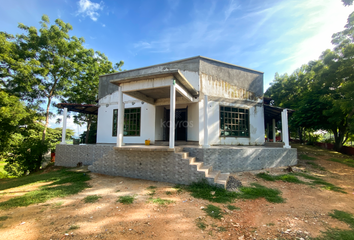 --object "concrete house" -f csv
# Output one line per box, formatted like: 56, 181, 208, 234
56, 56, 297, 188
